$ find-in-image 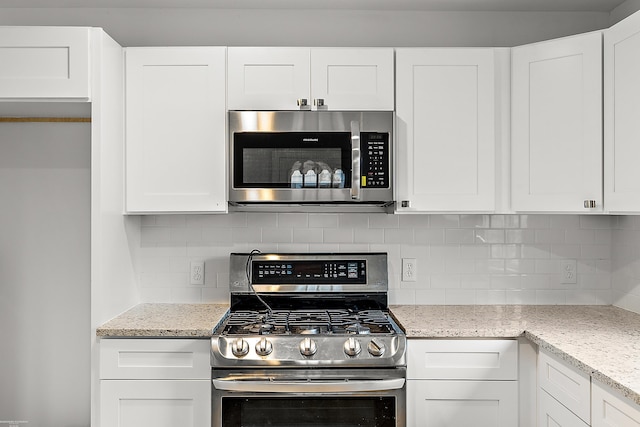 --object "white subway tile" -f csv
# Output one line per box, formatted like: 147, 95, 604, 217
389, 289, 418, 305
399, 214, 430, 228
503, 215, 520, 229
400, 244, 428, 259
520, 275, 551, 289
491, 244, 521, 259
324, 228, 354, 243
262, 228, 293, 243
520, 215, 550, 229
202, 227, 234, 244
536, 290, 566, 305
415, 289, 446, 304
594, 229, 613, 245
550, 215, 580, 229
414, 229, 445, 244
216, 273, 230, 289
308, 214, 338, 228
565, 229, 595, 244
548, 245, 581, 259
430, 214, 459, 228
460, 245, 490, 259
490, 275, 521, 289
309, 243, 340, 252
232, 227, 262, 243
505, 229, 535, 244
278, 213, 308, 228
566, 290, 597, 305
445, 229, 474, 244
580, 215, 613, 229
139, 287, 171, 302
445, 259, 475, 274
505, 259, 536, 274
338, 214, 369, 229
431, 275, 461, 289
421, 258, 446, 275
445, 289, 476, 305
247, 212, 278, 228
338, 244, 370, 252
170, 227, 202, 244
202, 287, 230, 304
505, 290, 537, 304
580, 245, 611, 259
369, 214, 399, 229
155, 215, 186, 227
384, 229, 414, 244
354, 228, 384, 243
535, 259, 561, 274
293, 228, 323, 243
460, 275, 490, 289
579, 273, 611, 289
429, 245, 460, 259
277, 243, 310, 253
476, 290, 506, 304
535, 229, 565, 244
577, 260, 596, 275
170, 287, 202, 303
490, 215, 505, 228
475, 259, 505, 274
140, 227, 172, 244
170, 257, 190, 273
459, 214, 490, 229
140, 215, 157, 226
475, 229, 505, 244
521, 244, 551, 259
